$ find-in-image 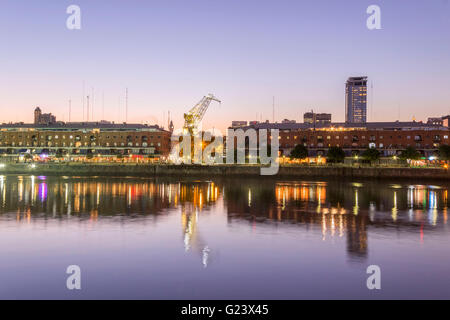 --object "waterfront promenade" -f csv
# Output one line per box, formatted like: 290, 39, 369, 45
0, 163, 449, 180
